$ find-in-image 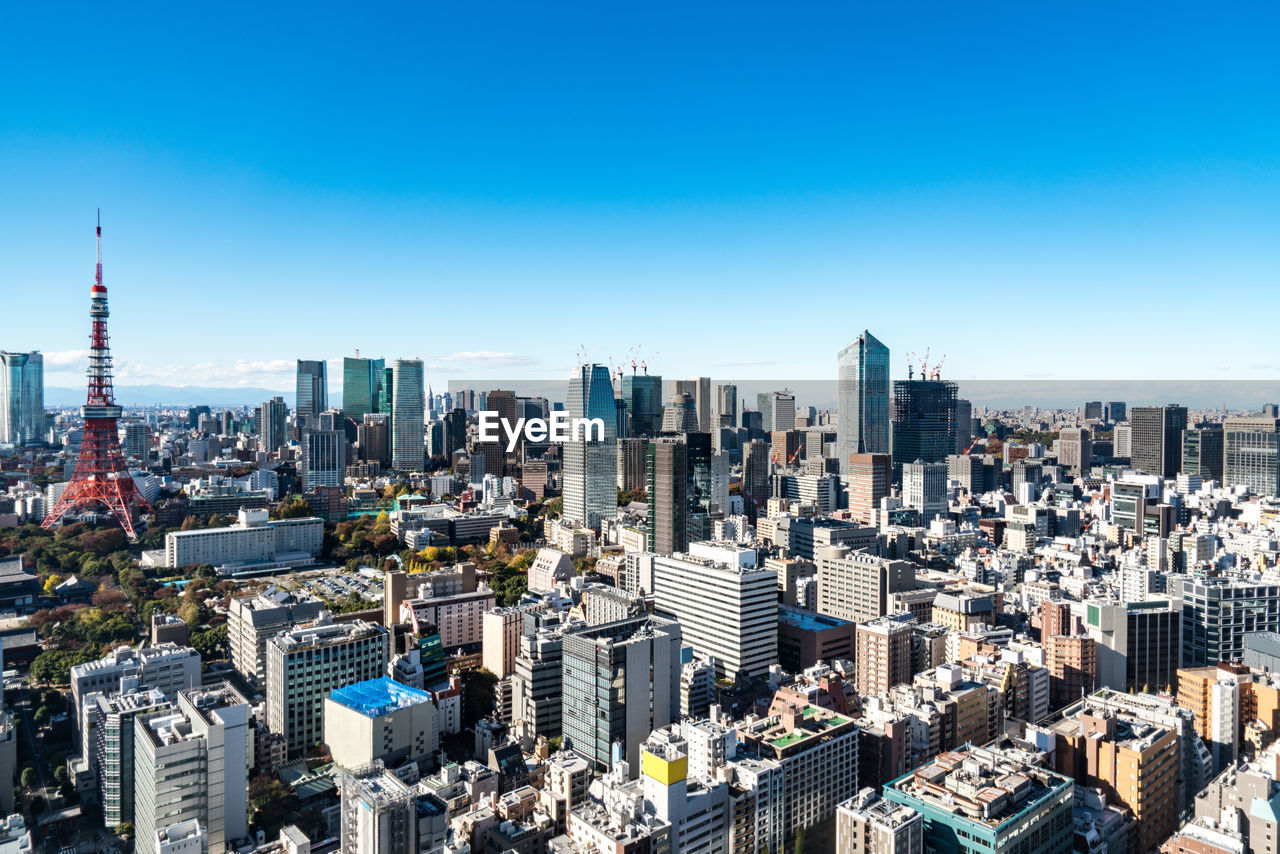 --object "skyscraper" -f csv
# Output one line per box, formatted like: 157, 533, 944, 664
847, 453, 891, 525
715, 383, 738, 428
341, 355, 385, 418
1223, 416, 1280, 497
1182, 425, 1224, 482
301, 428, 346, 491
0, 350, 43, 446
647, 438, 688, 556
560, 615, 682, 773
621, 374, 663, 437
692, 376, 712, 432
1084, 401, 1104, 420
1130, 404, 1188, 479
390, 359, 424, 471
742, 440, 769, 512
295, 359, 328, 427
836, 331, 890, 474
258, 397, 287, 454
890, 379, 957, 476
563, 364, 617, 529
